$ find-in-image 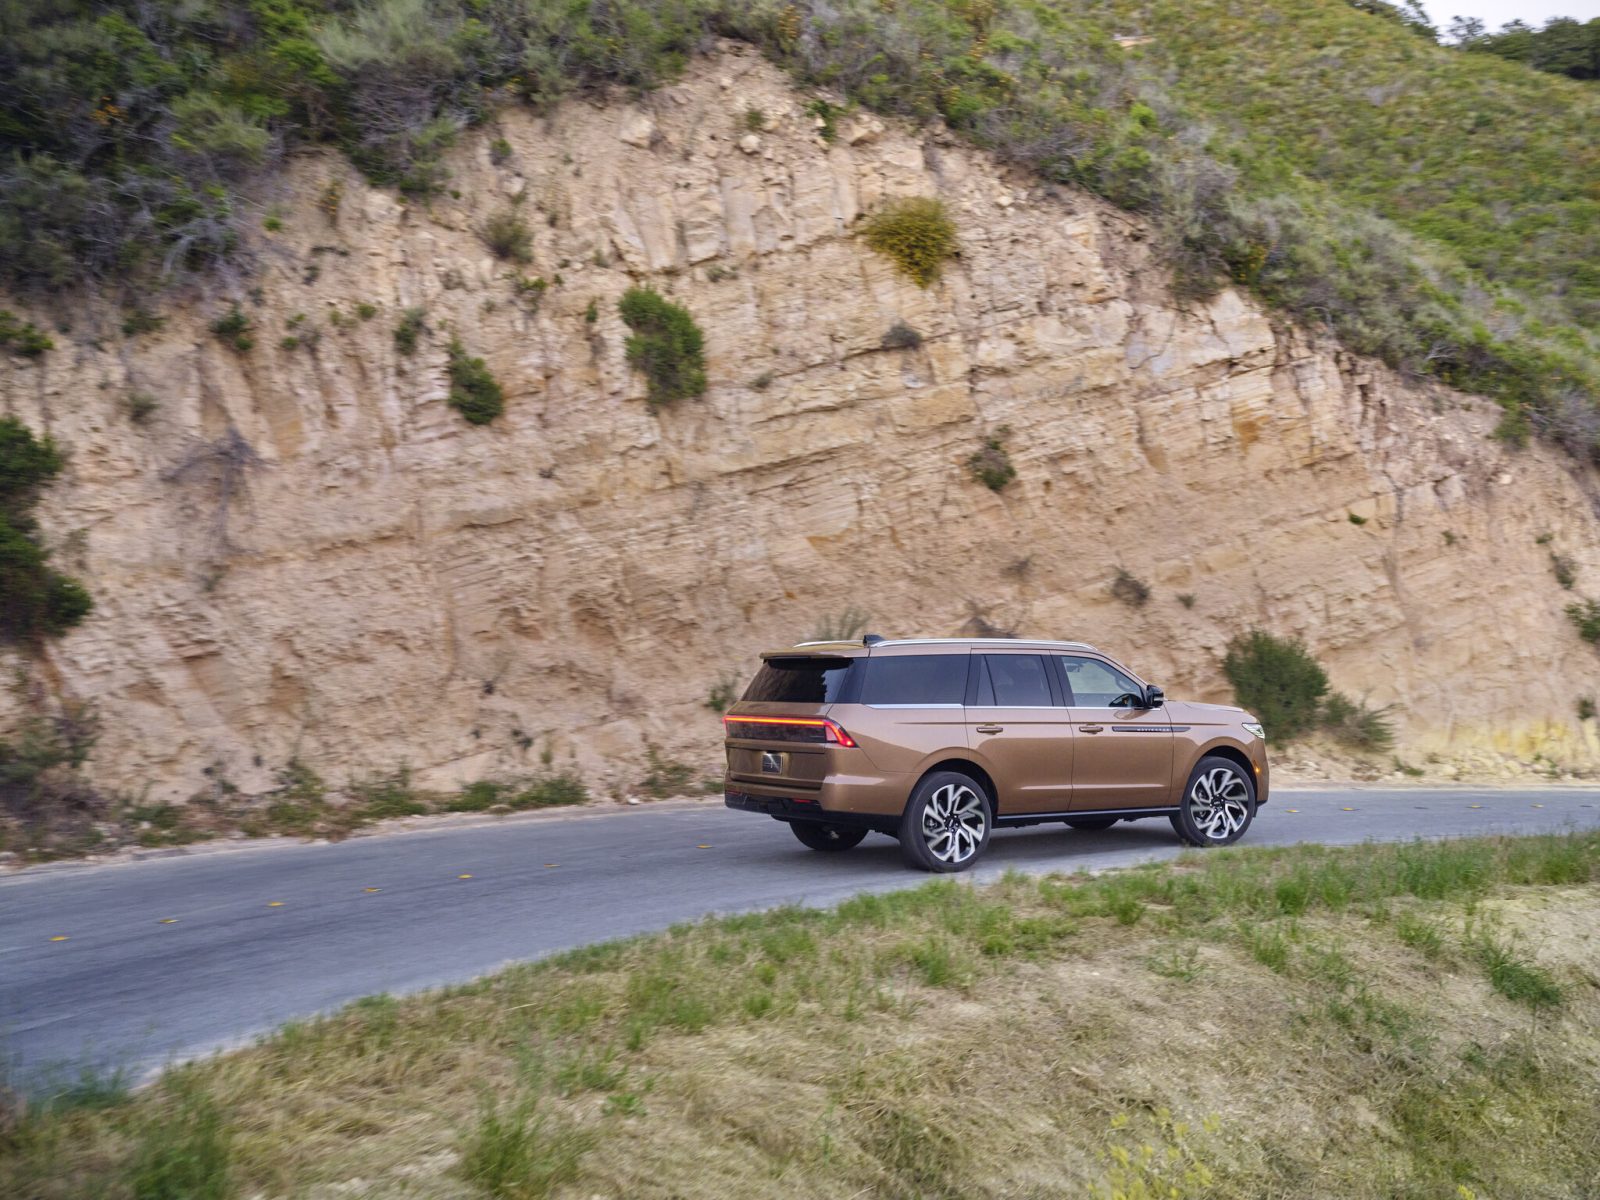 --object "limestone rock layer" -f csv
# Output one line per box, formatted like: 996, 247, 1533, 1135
4, 47, 1597, 800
